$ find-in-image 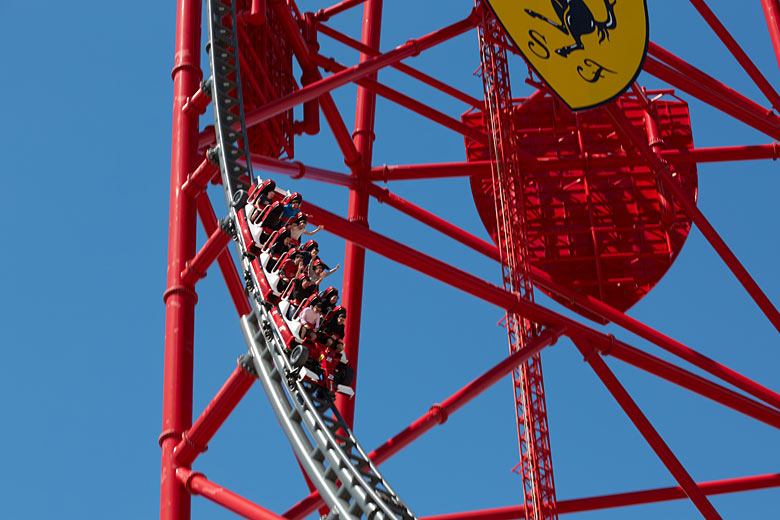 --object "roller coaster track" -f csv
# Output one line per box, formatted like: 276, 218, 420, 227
205, 1, 417, 518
